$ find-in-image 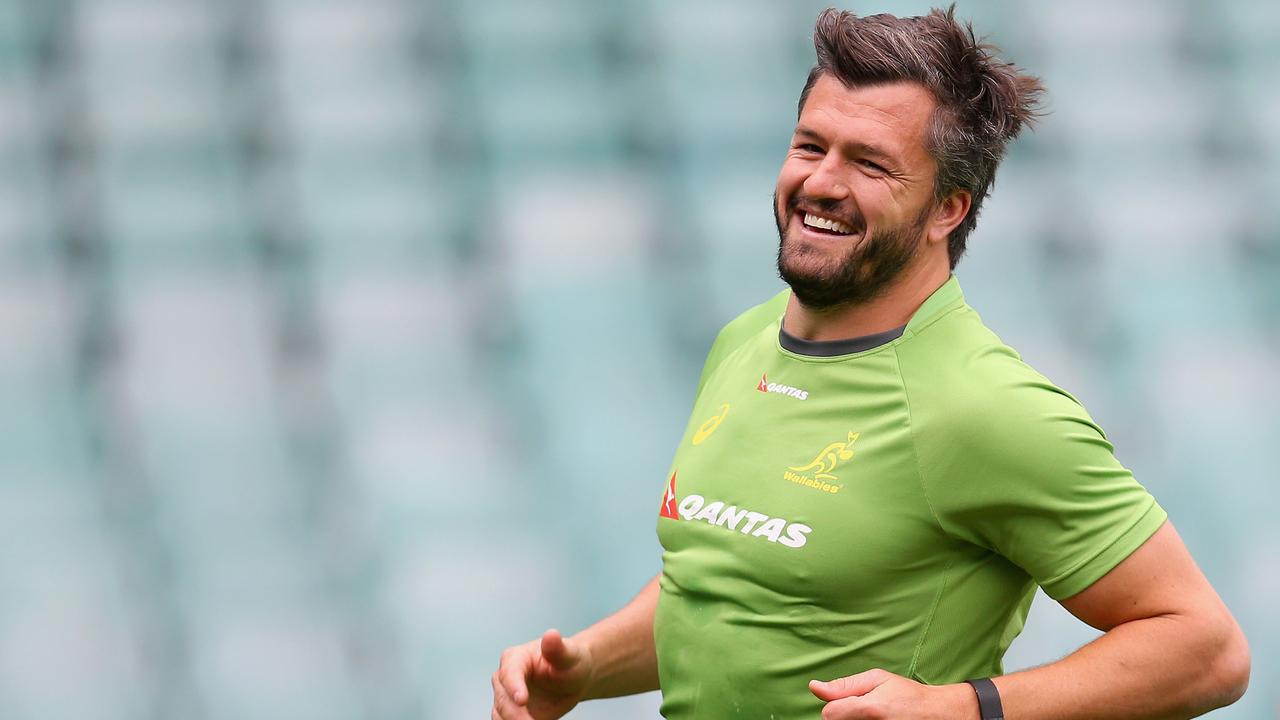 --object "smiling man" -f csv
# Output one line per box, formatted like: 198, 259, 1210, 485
492, 8, 1250, 720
